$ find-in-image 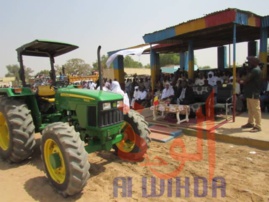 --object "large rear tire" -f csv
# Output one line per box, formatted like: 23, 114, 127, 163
0, 97, 36, 163
114, 109, 151, 161
41, 122, 90, 197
